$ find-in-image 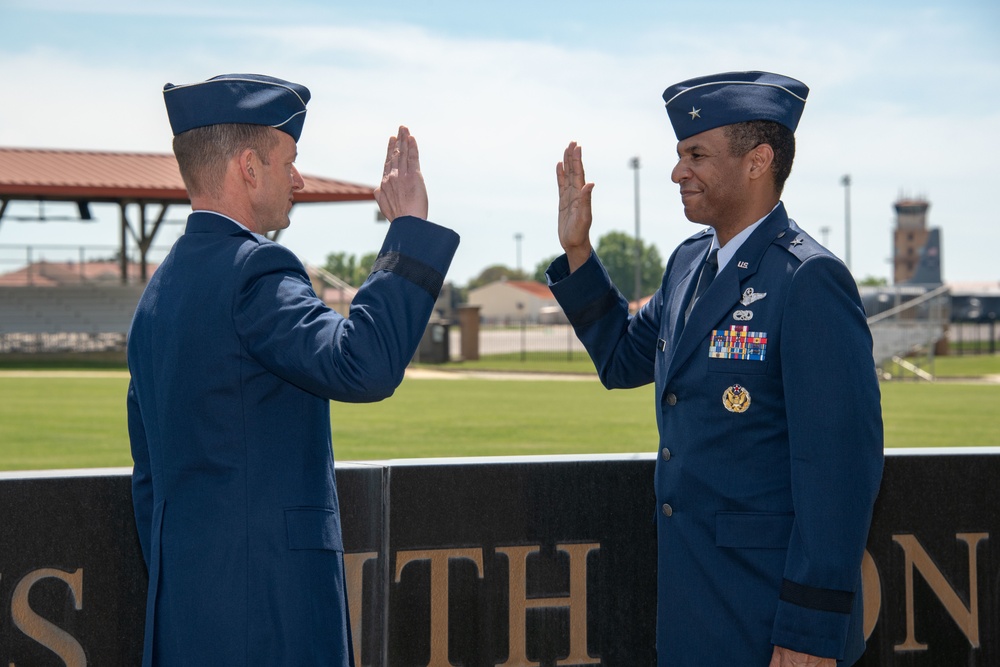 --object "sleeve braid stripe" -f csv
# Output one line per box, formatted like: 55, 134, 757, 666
567, 288, 620, 328
779, 579, 854, 615
371, 251, 444, 299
